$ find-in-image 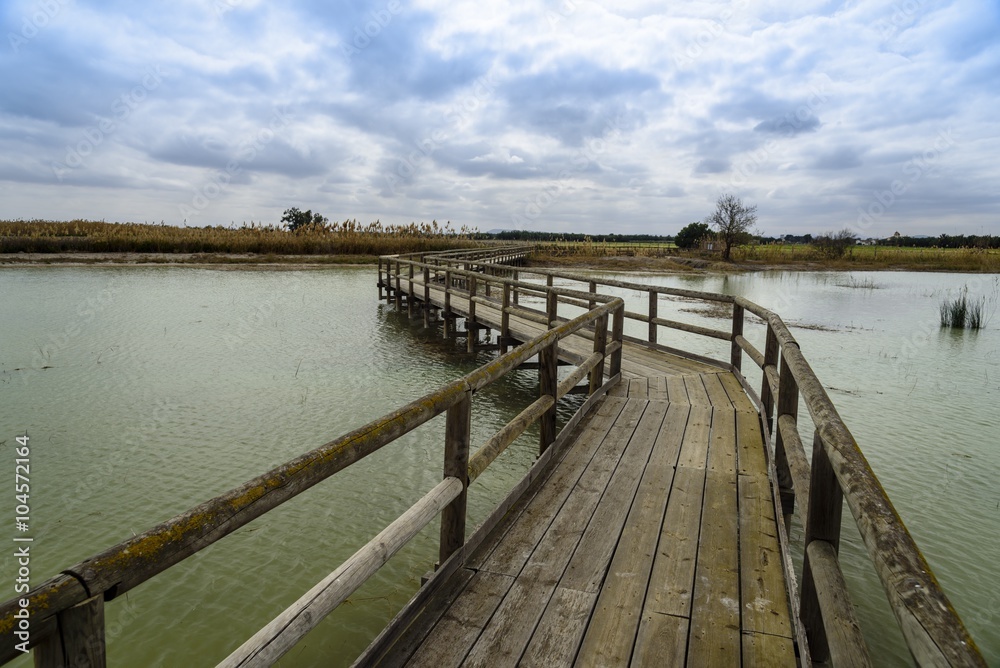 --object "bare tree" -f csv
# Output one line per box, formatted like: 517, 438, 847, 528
705, 194, 757, 261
